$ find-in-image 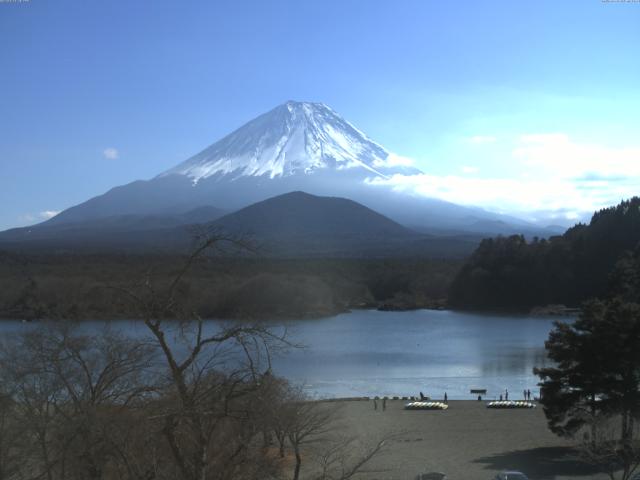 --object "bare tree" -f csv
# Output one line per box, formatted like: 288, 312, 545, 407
0, 323, 157, 480
310, 434, 397, 480
0, 230, 399, 480
0, 392, 21, 480
286, 398, 338, 480
117, 231, 292, 480
278, 386, 401, 480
